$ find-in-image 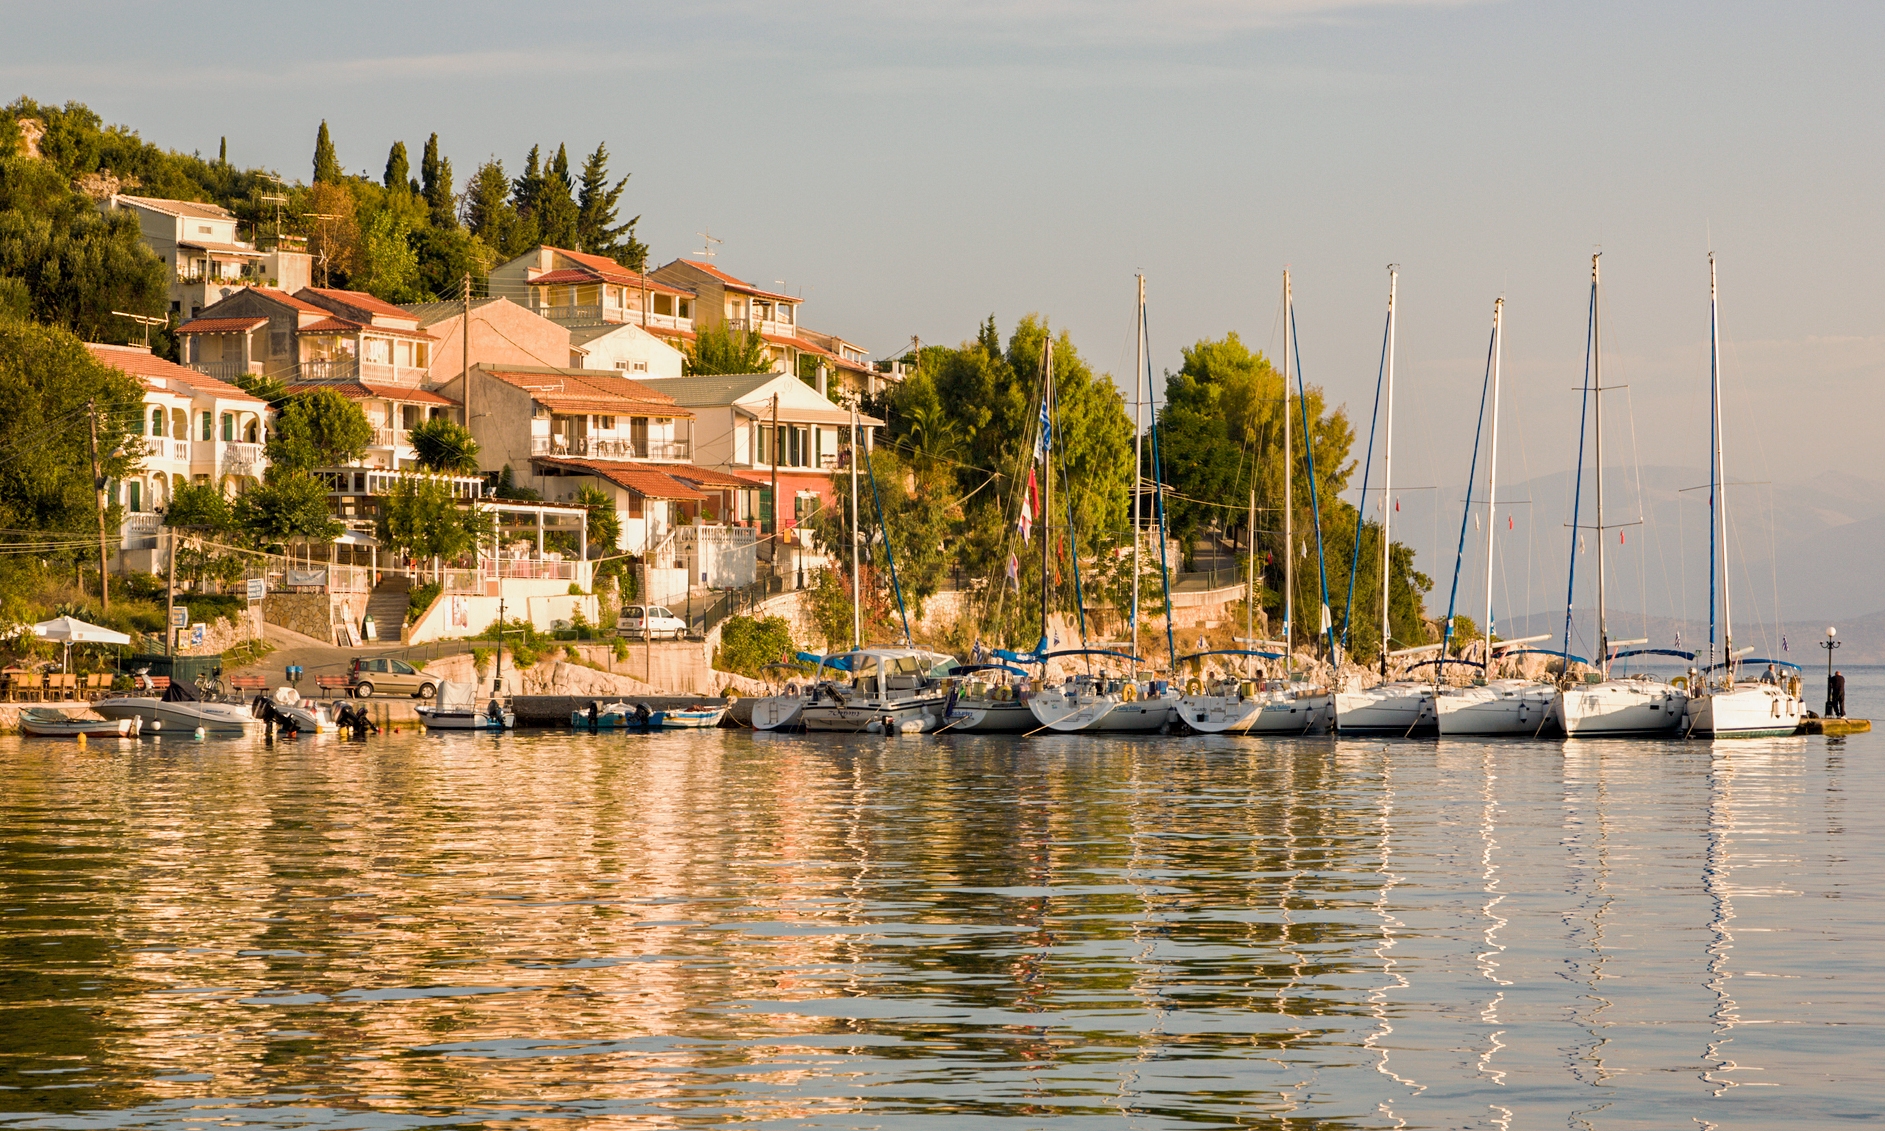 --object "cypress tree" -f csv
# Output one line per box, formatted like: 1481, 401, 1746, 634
420, 133, 455, 227
535, 143, 579, 249
383, 140, 411, 192
312, 120, 342, 184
